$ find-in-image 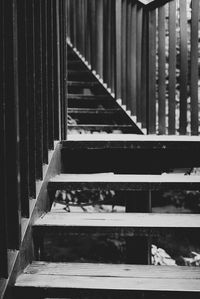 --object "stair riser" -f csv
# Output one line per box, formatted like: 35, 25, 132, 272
61, 148, 200, 174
